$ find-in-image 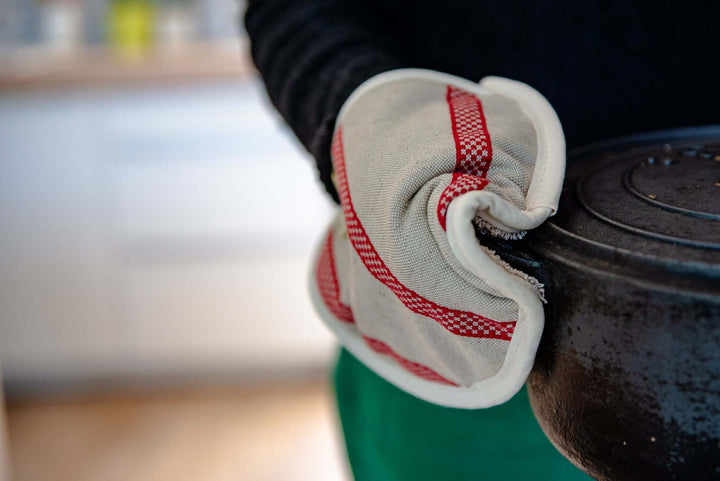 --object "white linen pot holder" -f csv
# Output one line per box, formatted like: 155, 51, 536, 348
310, 69, 565, 408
